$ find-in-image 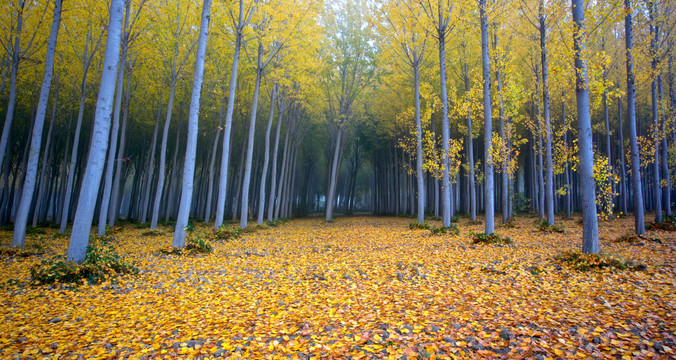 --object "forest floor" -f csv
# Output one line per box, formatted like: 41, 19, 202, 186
0, 215, 674, 359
